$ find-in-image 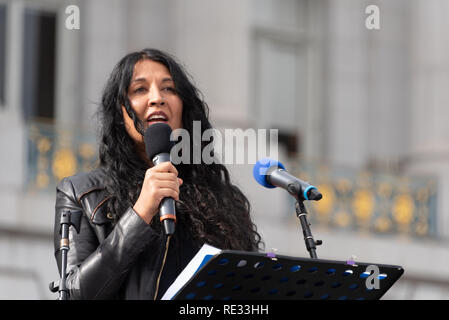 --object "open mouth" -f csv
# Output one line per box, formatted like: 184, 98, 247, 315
147, 111, 169, 124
